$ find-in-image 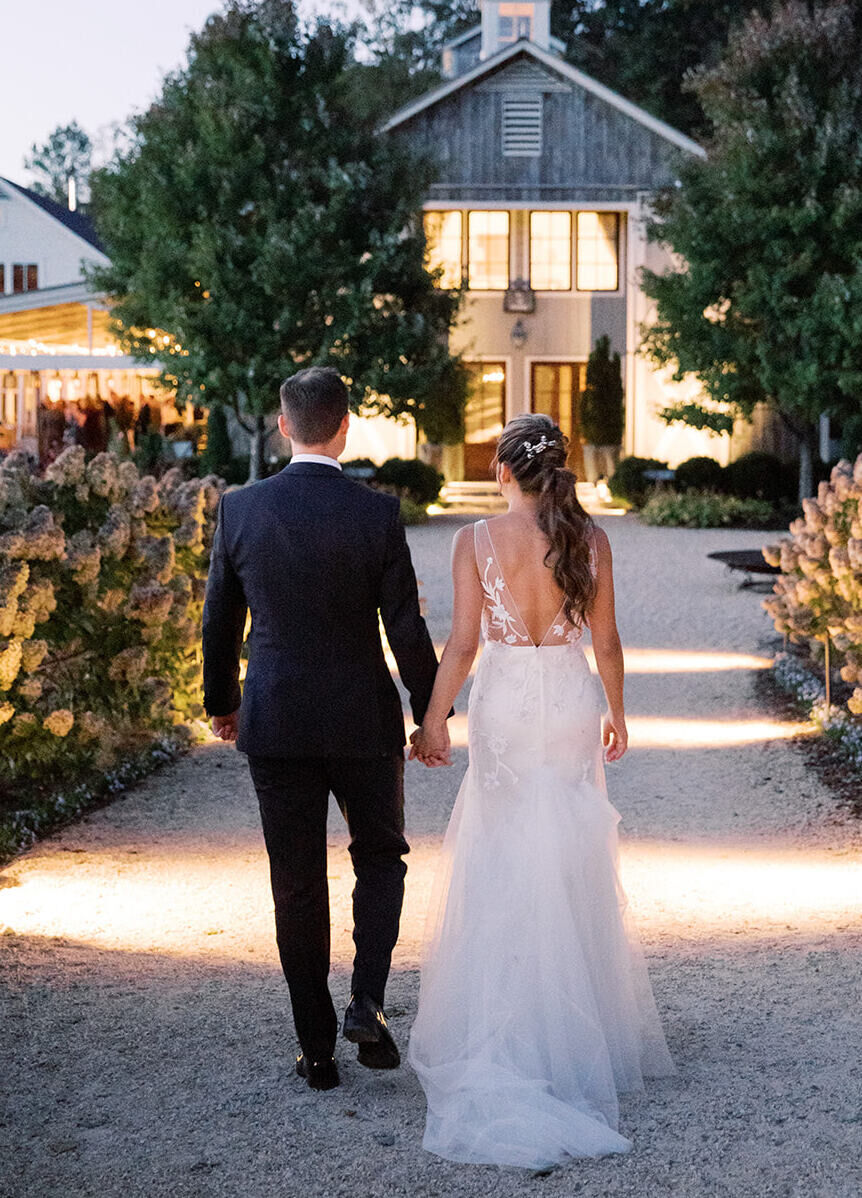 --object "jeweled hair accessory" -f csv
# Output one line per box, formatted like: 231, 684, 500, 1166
523, 435, 556, 459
